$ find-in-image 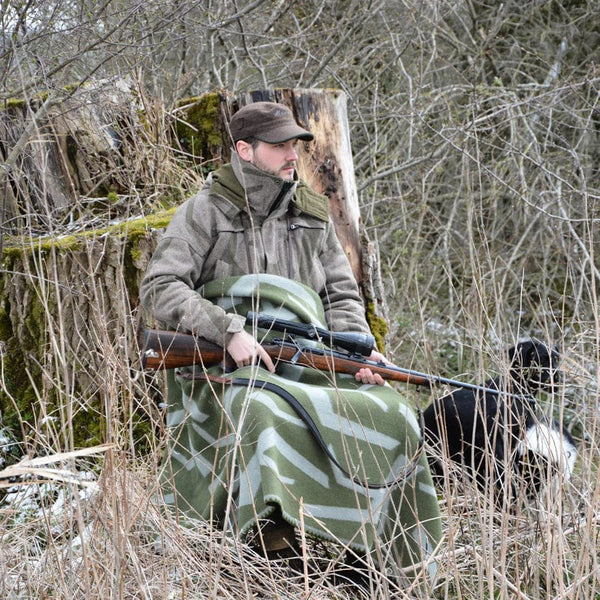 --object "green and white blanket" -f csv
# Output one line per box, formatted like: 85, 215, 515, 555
160, 274, 441, 580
